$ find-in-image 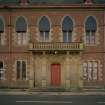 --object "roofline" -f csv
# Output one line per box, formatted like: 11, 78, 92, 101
0, 4, 105, 9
